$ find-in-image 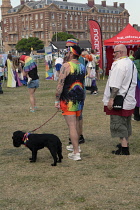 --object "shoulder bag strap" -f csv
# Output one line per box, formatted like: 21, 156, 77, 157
124, 63, 134, 99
